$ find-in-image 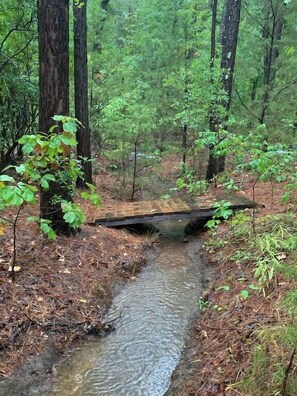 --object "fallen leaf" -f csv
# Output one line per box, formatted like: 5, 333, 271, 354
277, 253, 286, 261
79, 298, 88, 303
8, 266, 21, 272
0, 224, 5, 236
